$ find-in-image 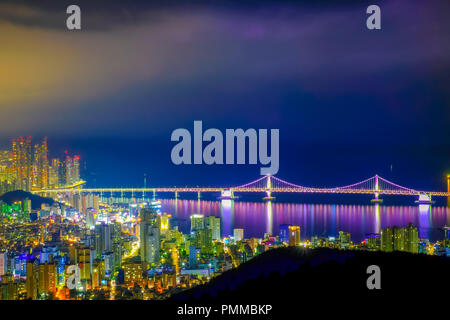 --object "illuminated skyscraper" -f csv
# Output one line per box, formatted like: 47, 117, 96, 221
205, 216, 221, 241
194, 228, 213, 254
393, 227, 406, 251
365, 233, 380, 250
444, 227, 450, 248
73, 155, 80, 182
1, 274, 18, 300
78, 247, 91, 281
382, 225, 418, 253
444, 227, 450, 240
140, 208, 160, 265
12, 136, 32, 191
38, 262, 57, 296
49, 158, 62, 188
159, 213, 171, 235
65, 153, 81, 185
0, 251, 7, 276
381, 227, 393, 252
190, 214, 205, 233
189, 246, 200, 268
102, 251, 114, 278
446, 174, 450, 207
339, 231, 351, 249
405, 223, 418, 253
0, 150, 14, 193
33, 137, 50, 189
288, 226, 300, 246
94, 223, 113, 259
86, 208, 96, 229
279, 224, 290, 243
122, 263, 143, 284
233, 228, 244, 242
26, 258, 38, 299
